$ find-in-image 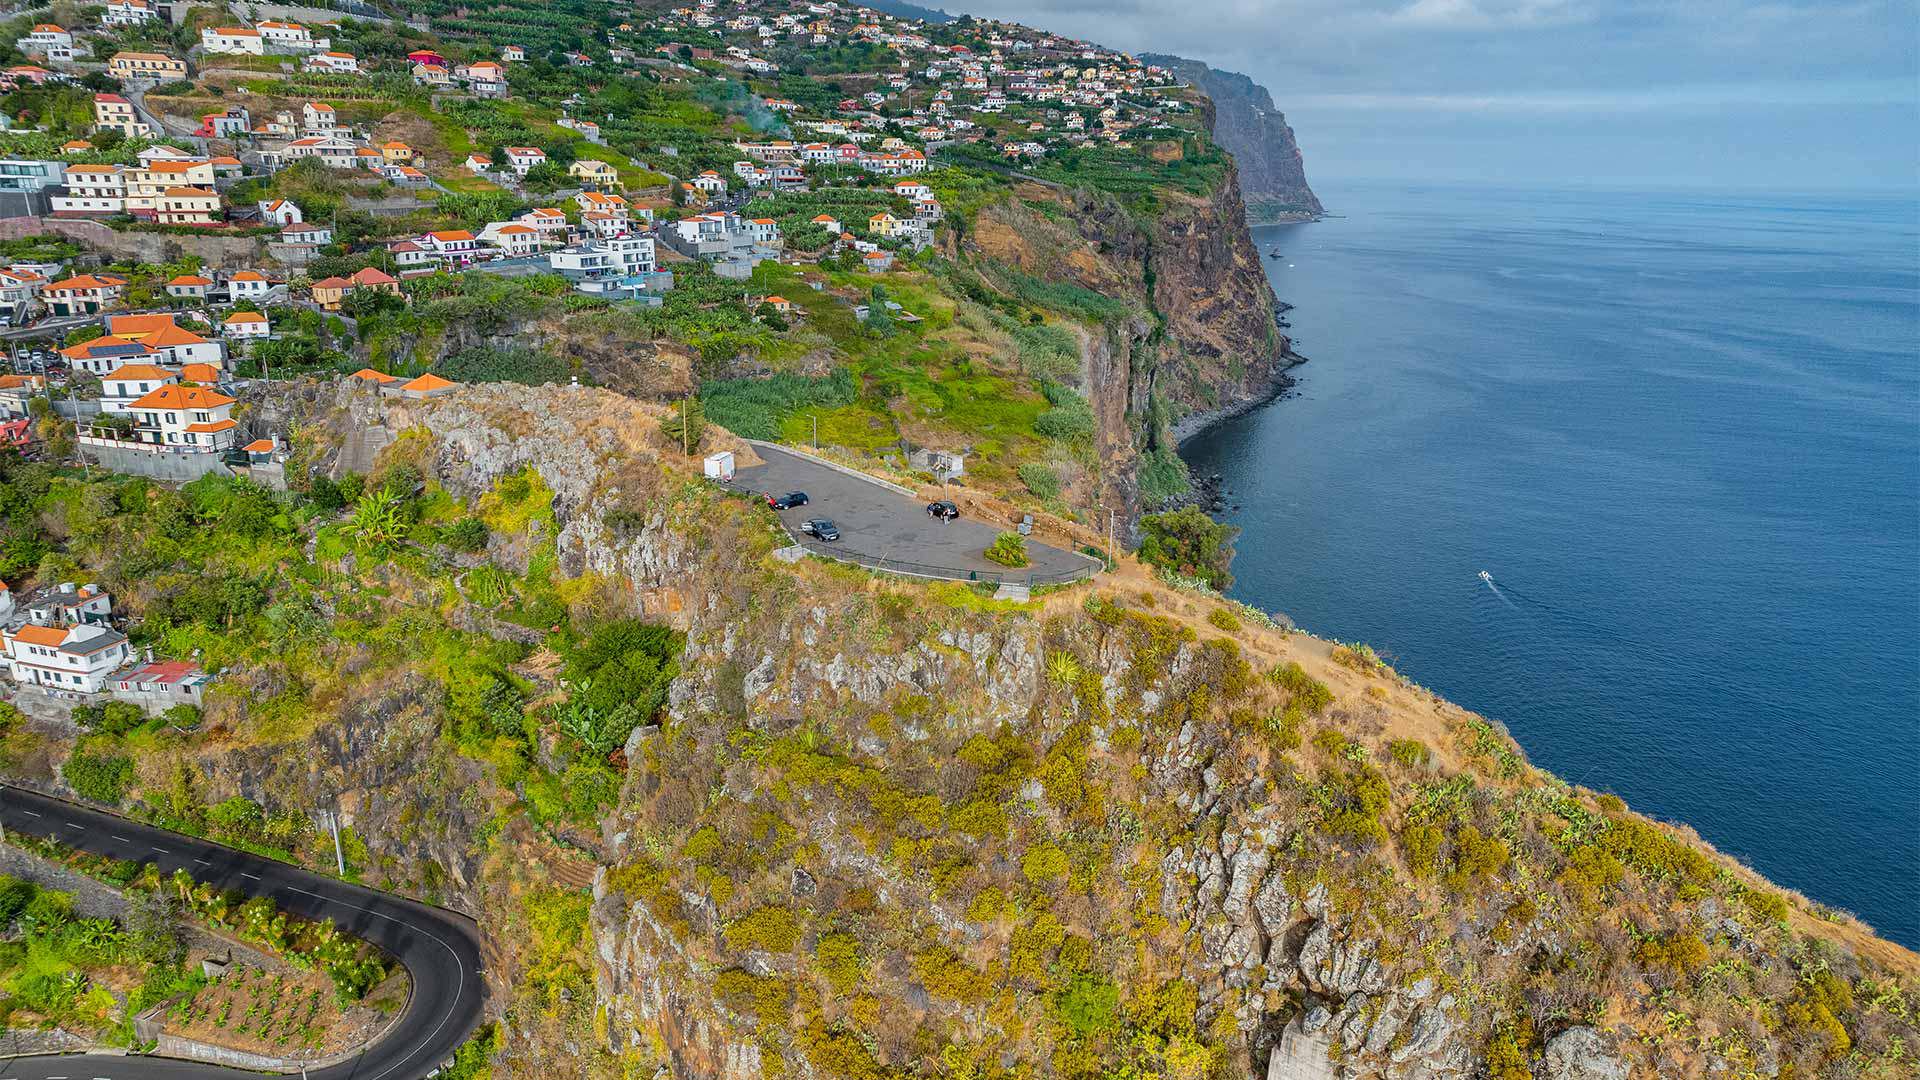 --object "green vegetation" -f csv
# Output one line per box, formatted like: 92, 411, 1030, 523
1137, 506, 1238, 589
983, 531, 1030, 568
